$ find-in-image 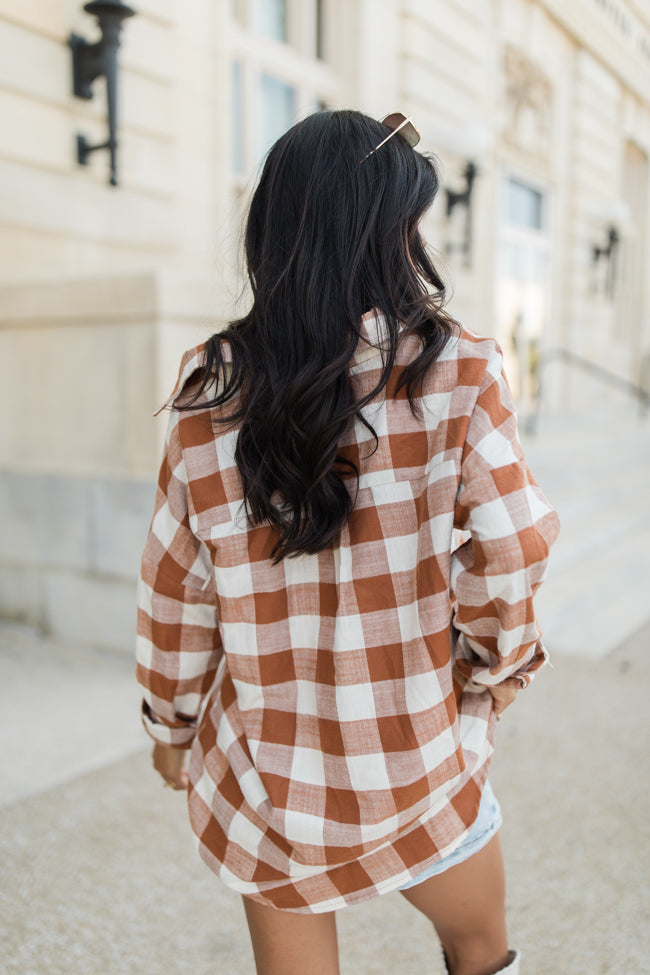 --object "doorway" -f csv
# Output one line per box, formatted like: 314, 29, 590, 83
495, 174, 551, 427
